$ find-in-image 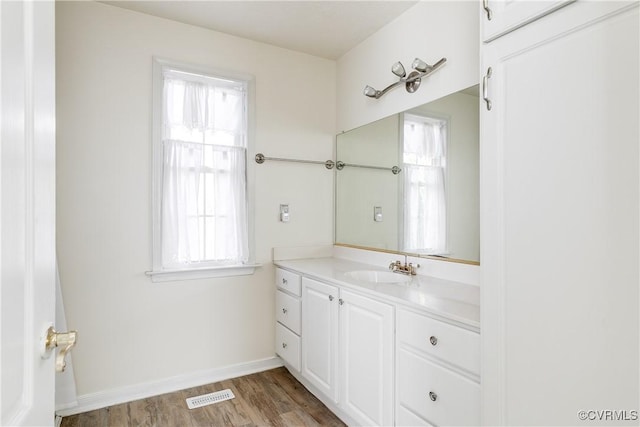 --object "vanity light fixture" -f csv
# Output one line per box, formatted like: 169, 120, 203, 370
363, 57, 447, 99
